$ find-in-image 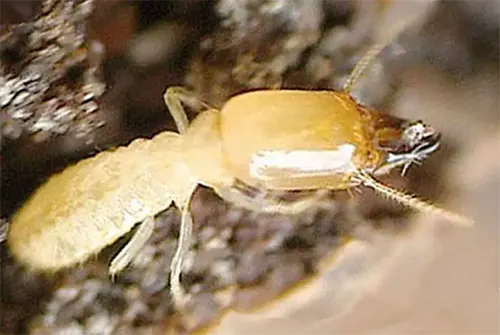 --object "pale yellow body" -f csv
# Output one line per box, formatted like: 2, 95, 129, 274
8, 26, 470, 312
8, 110, 232, 271
10, 89, 377, 271
8, 88, 468, 275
